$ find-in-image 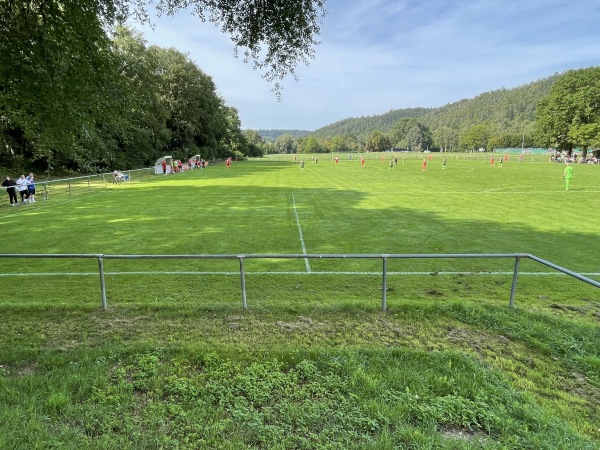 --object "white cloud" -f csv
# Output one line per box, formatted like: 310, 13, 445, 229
133, 1, 600, 130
